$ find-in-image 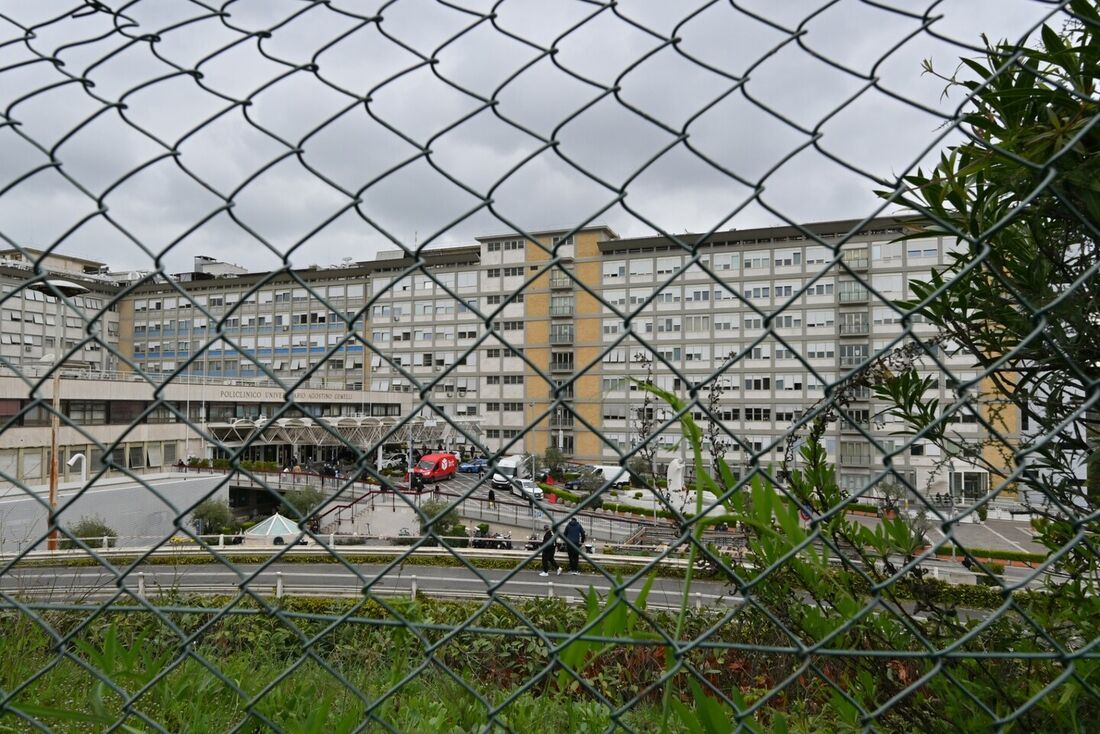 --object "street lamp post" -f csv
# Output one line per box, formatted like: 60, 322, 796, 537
556, 406, 564, 454
67, 452, 86, 485
30, 278, 88, 551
